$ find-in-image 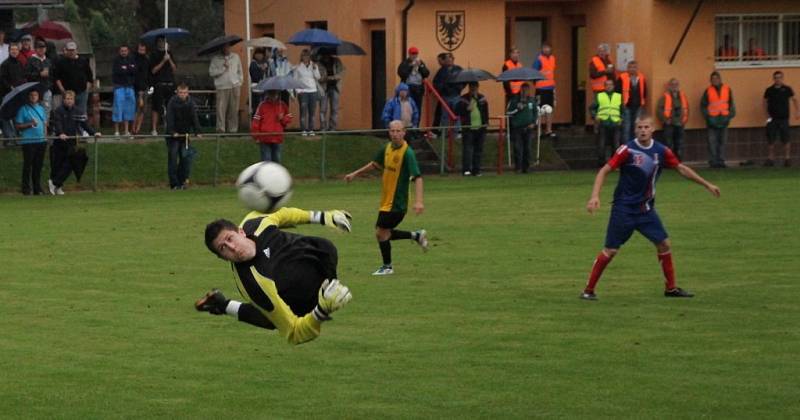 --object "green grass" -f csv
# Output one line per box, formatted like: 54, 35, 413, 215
1, 168, 798, 418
